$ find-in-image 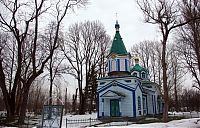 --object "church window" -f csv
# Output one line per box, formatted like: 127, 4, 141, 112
100, 82, 106, 85
116, 59, 120, 71
112, 60, 115, 71
125, 59, 128, 71
125, 80, 131, 83
141, 72, 146, 78
143, 97, 146, 109
133, 72, 137, 77
157, 96, 161, 113
138, 96, 141, 110
146, 85, 152, 88
108, 60, 111, 72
